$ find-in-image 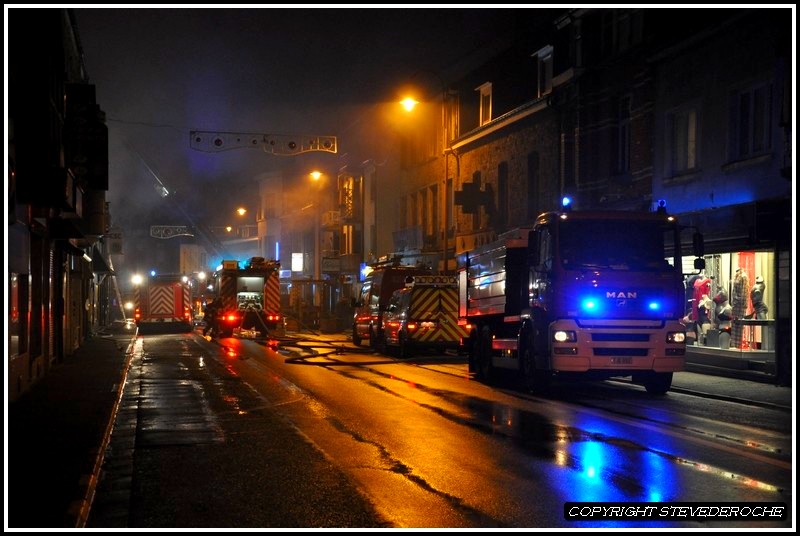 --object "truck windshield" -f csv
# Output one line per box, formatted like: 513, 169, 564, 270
558, 219, 674, 271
